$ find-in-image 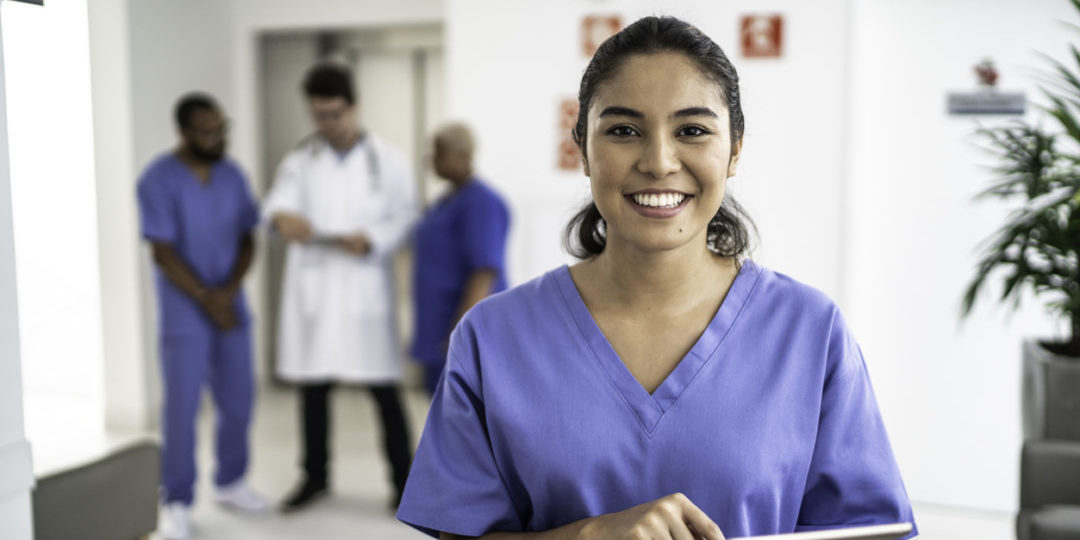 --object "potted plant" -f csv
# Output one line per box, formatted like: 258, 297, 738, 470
962, 19, 1080, 441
